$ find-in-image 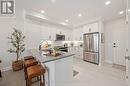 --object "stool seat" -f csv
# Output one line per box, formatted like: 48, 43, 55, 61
27, 65, 45, 79
24, 59, 38, 68
24, 58, 39, 86
24, 56, 35, 61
